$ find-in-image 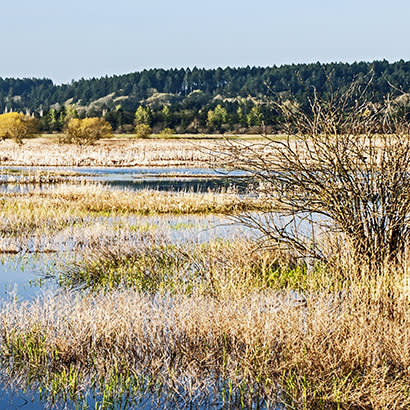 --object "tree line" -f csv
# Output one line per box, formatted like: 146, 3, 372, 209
1, 60, 410, 134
